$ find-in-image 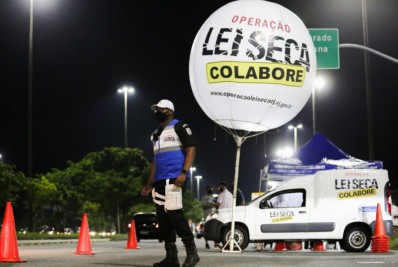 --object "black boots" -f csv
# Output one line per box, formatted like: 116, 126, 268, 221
182, 239, 200, 267
154, 240, 199, 267
153, 243, 180, 267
